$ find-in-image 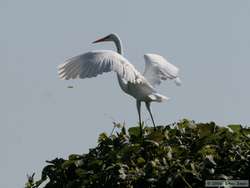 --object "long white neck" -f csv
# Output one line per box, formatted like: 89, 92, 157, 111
112, 35, 128, 92
112, 35, 123, 55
